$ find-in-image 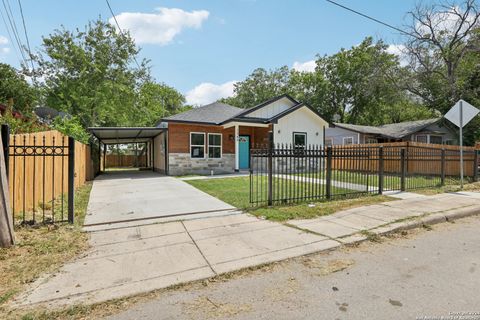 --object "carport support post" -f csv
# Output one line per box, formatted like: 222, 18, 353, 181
103, 144, 107, 171
378, 146, 384, 195
97, 141, 101, 174
151, 139, 155, 171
